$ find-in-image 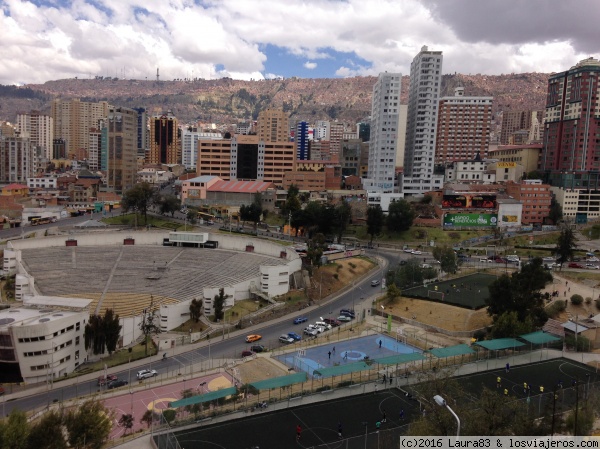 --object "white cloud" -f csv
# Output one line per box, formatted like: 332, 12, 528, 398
0, 0, 596, 85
